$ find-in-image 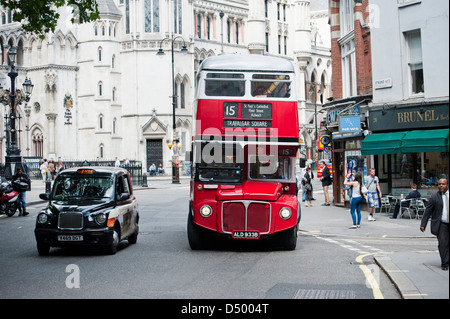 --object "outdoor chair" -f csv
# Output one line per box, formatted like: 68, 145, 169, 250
380, 197, 391, 214
399, 199, 415, 219
412, 198, 426, 219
